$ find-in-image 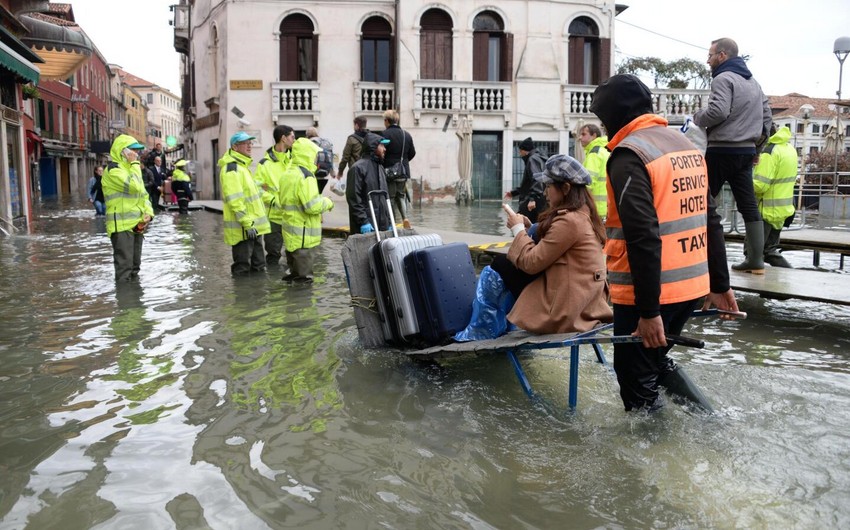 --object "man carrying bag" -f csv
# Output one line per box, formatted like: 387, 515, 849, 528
381, 109, 416, 229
